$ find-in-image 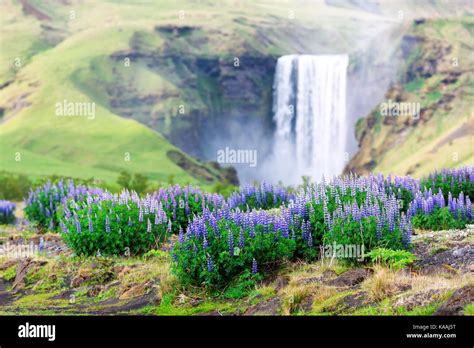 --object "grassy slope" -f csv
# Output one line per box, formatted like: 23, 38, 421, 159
0, 23, 201, 183
347, 17, 474, 177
